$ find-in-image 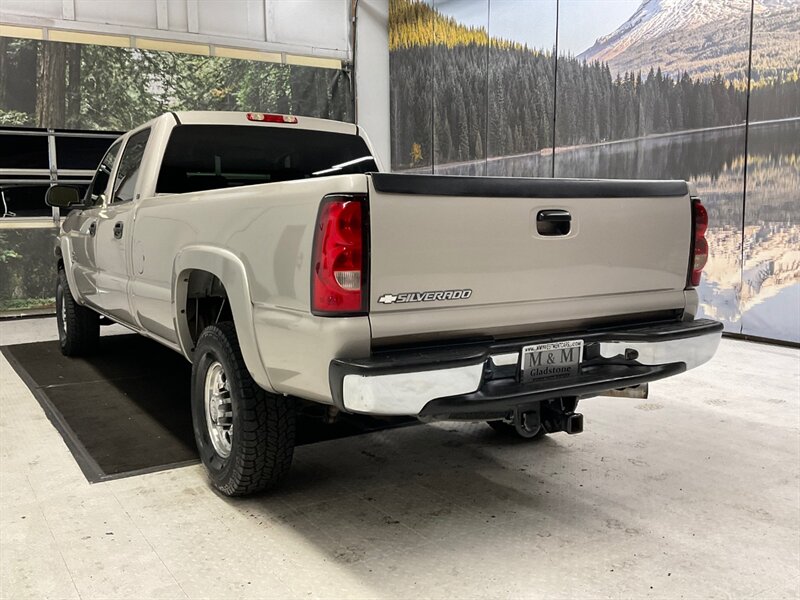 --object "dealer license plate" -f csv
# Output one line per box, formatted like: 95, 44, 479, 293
521, 340, 584, 383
